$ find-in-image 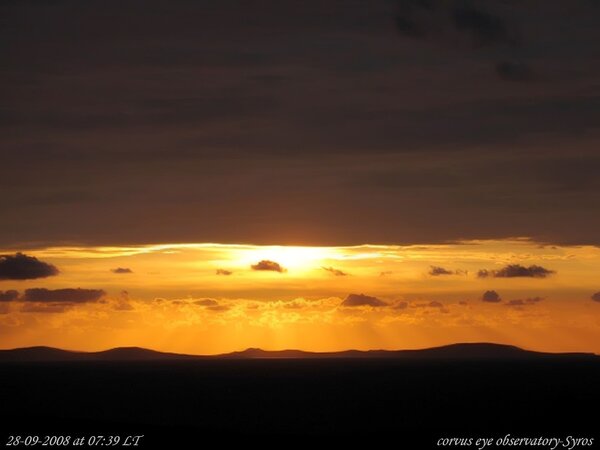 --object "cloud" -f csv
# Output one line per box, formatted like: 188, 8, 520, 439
207, 305, 230, 312
322, 266, 348, 276
413, 300, 444, 308
341, 293, 388, 307
0, 253, 59, 280
495, 264, 555, 278
392, 301, 408, 310
482, 290, 501, 303
111, 267, 133, 274
395, 0, 431, 38
396, 1, 516, 47
478, 264, 555, 278
2, 0, 600, 249
411, 300, 449, 313
506, 297, 543, 308
395, 15, 423, 38
251, 260, 286, 273
379, 271, 393, 277
506, 299, 524, 307
395, 0, 528, 86
0, 290, 19, 302
22, 288, 106, 304
20, 302, 73, 314
283, 301, 305, 310
451, 5, 513, 47
113, 290, 134, 311
429, 266, 453, 276
216, 269, 233, 276
496, 61, 534, 82
194, 298, 219, 307
592, 292, 600, 303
